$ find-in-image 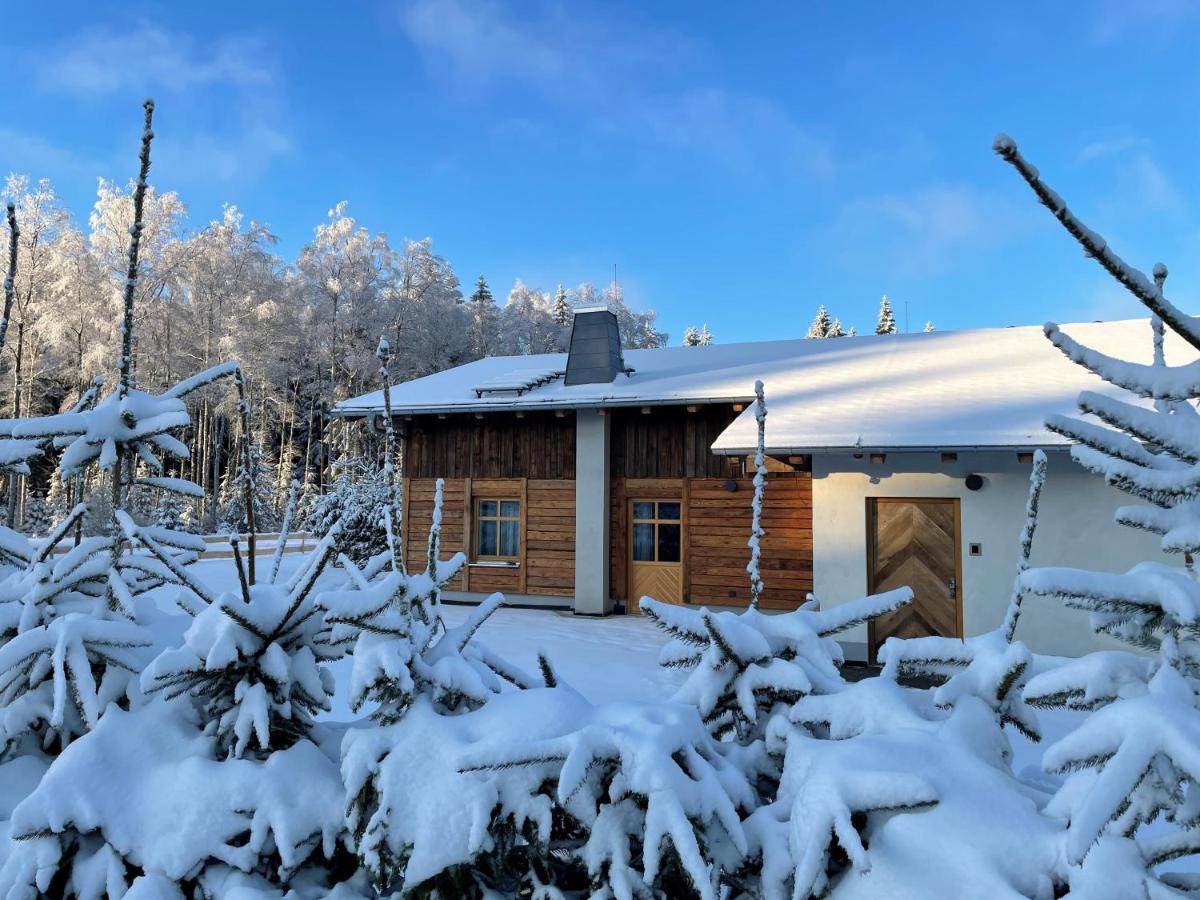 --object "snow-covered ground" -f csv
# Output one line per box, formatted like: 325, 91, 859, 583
147, 556, 687, 718
146, 556, 1070, 765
